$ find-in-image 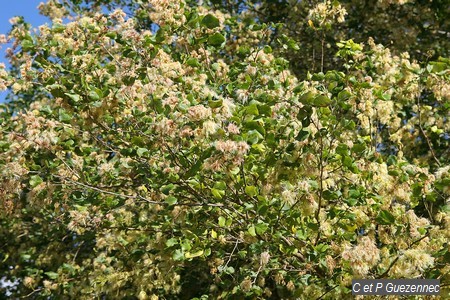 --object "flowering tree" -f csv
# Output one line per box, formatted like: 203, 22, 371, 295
0, 0, 449, 298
